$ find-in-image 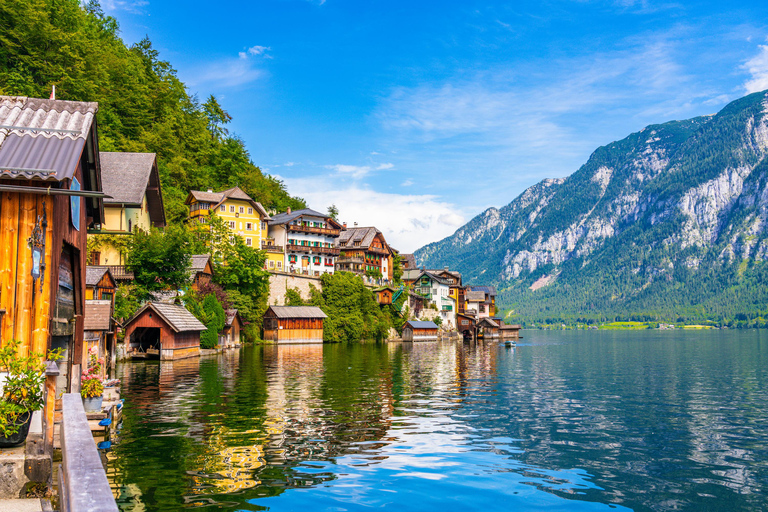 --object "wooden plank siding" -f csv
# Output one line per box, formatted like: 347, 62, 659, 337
263, 317, 324, 344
